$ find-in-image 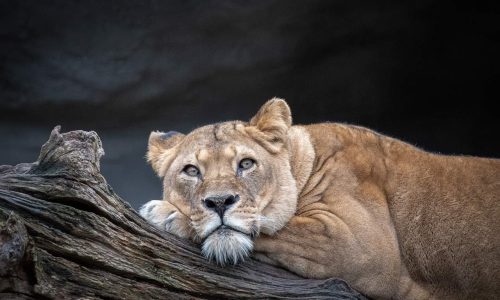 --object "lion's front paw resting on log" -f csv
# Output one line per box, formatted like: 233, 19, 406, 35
140, 98, 500, 299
